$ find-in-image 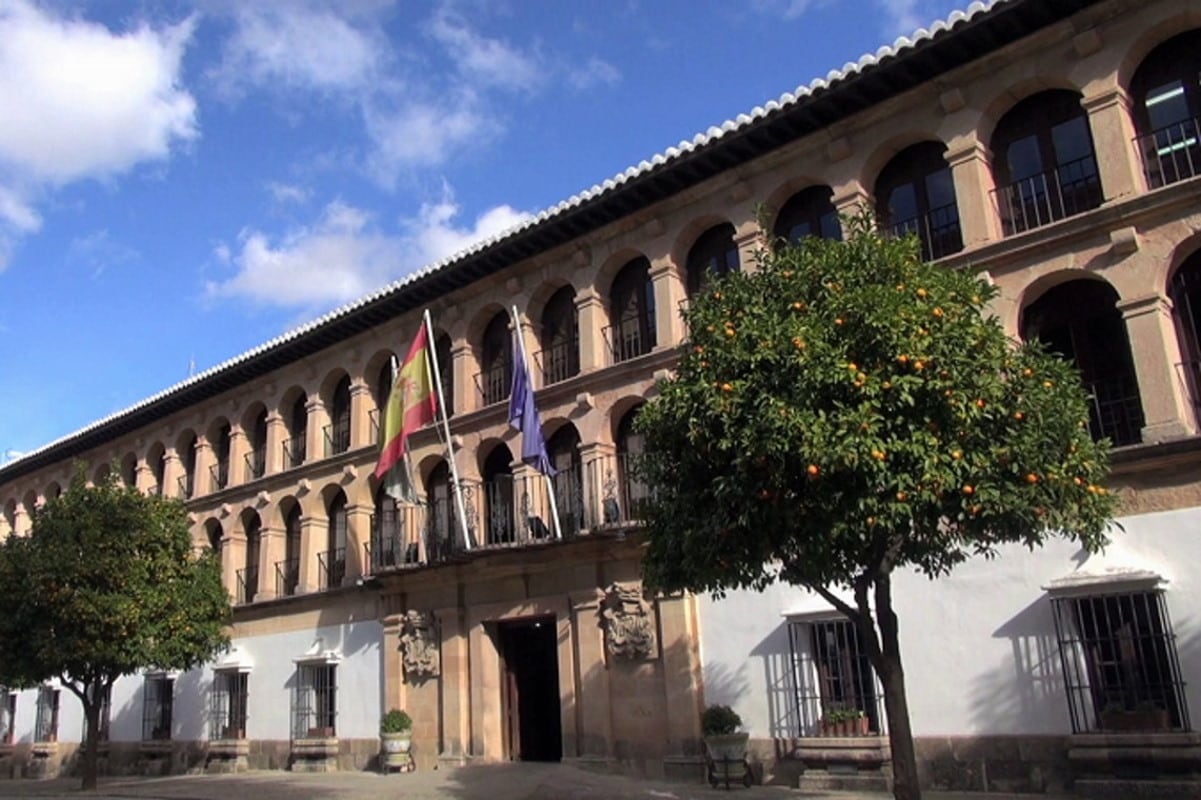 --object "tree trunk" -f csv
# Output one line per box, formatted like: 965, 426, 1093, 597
81, 686, 99, 791
874, 576, 921, 800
